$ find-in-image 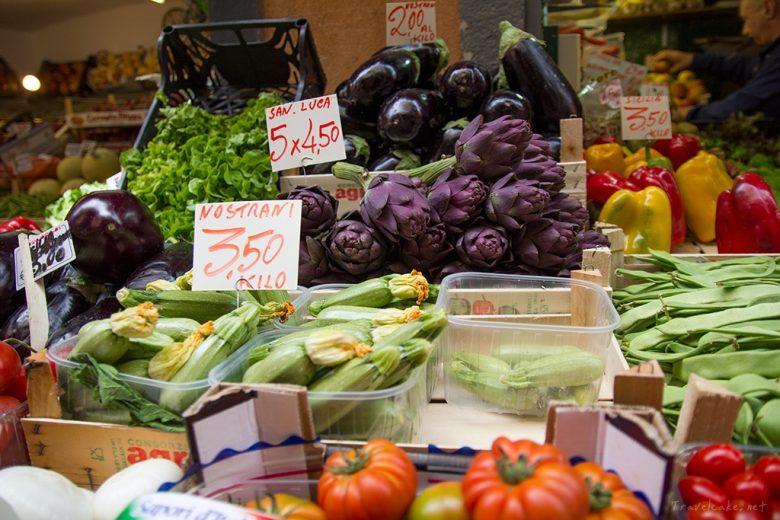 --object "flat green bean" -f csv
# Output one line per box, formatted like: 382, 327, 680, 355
673, 350, 780, 381
656, 302, 780, 336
